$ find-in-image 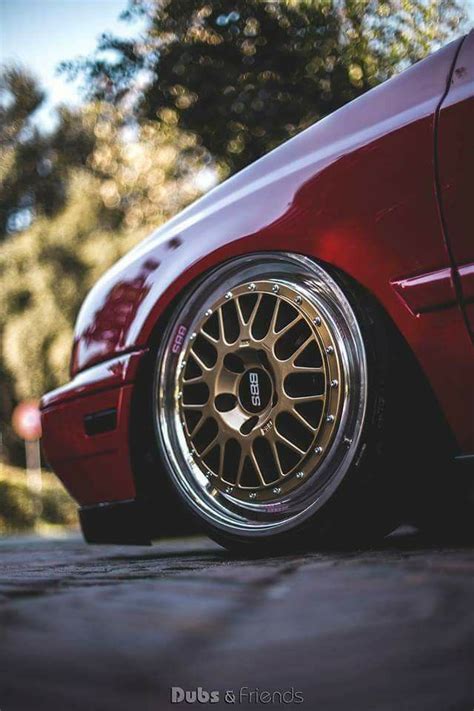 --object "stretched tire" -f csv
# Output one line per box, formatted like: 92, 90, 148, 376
154, 253, 403, 552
